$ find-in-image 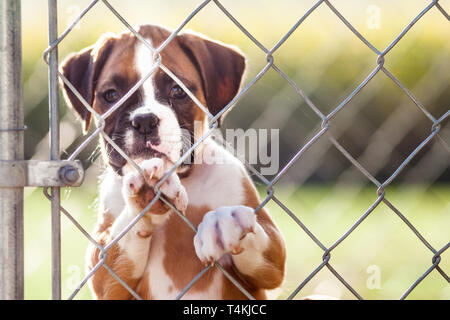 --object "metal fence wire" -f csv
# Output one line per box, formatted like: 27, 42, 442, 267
36, 0, 450, 300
